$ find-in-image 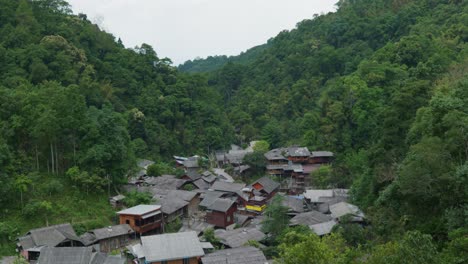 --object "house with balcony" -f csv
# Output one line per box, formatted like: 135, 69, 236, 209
117, 205, 163, 235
